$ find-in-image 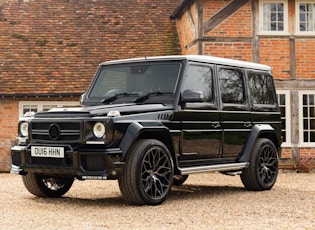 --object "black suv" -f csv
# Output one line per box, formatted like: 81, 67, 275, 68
11, 55, 281, 205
